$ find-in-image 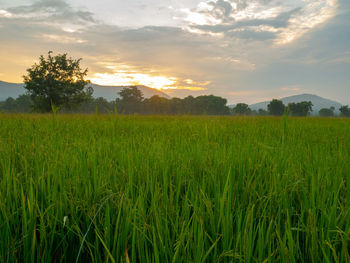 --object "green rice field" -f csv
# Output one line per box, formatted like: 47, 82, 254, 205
0, 114, 350, 262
